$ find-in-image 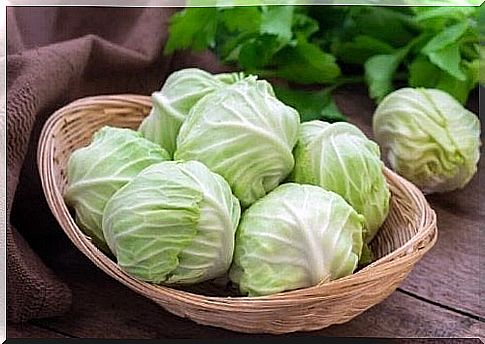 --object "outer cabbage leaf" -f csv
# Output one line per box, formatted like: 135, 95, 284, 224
373, 87, 481, 194
291, 121, 390, 243
139, 68, 243, 156
64, 126, 170, 250
229, 183, 364, 296
102, 160, 241, 284
175, 76, 300, 207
